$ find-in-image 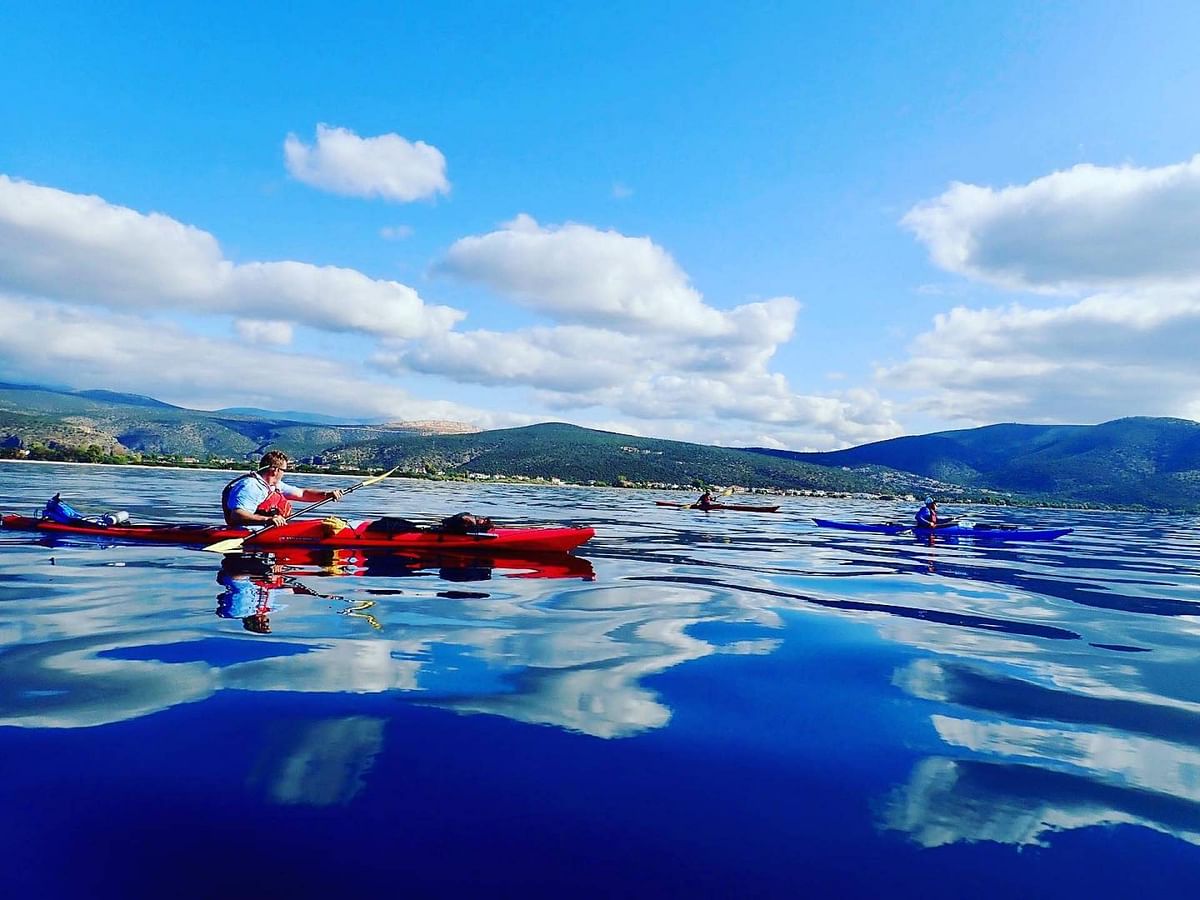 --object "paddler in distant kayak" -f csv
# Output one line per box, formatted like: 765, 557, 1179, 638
695, 490, 717, 510
222, 450, 343, 527
915, 497, 956, 529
